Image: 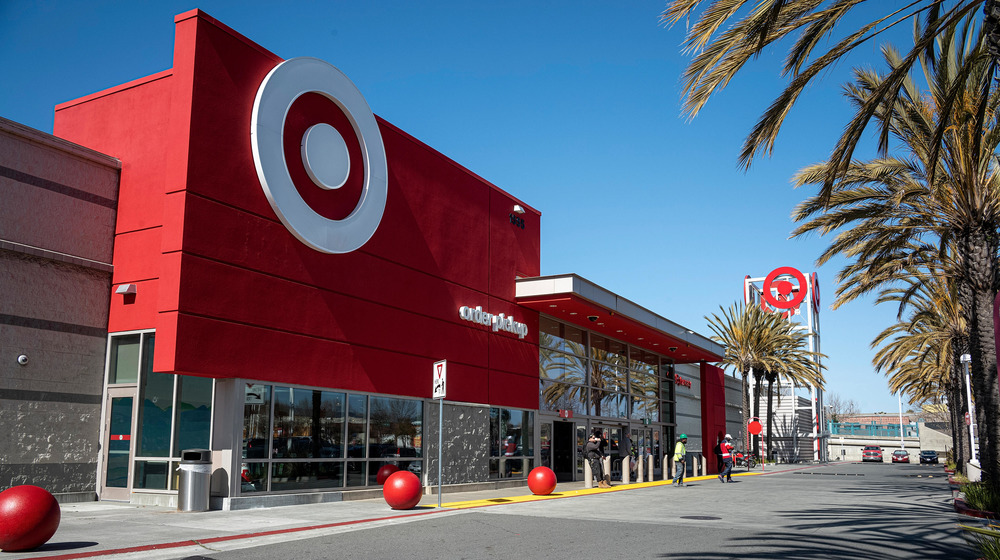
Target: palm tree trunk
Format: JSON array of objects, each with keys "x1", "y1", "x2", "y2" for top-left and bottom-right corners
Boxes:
[
  {"x1": 946, "y1": 356, "x2": 968, "y2": 475},
  {"x1": 959, "y1": 228, "x2": 999, "y2": 488},
  {"x1": 741, "y1": 369, "x2": 750, "y2": 452},
  {"x1": 766, "y1": 373, "x2": 775, "y2": 462}
]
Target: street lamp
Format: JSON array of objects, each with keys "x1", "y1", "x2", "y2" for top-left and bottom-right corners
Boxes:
[
  {"x1": 897, "y1": 393, "x2": 904, "y2": 449},
  {"x1": 962, "y1": 353, "x2": 977, "y2": 466}
]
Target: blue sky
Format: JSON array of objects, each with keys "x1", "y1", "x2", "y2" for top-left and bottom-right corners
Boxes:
[{"x1": 1, "y1": 1, "x2": 916, "y2": 414}]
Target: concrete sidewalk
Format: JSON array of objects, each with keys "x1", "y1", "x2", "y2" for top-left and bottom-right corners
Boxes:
[{"x1": 2, "y1": 471, "x2": 751, "y2": 560}]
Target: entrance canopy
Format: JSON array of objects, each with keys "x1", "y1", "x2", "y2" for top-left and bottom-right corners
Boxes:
[{"x1": 516, "y1": 274, "x2": 723, "y2": 364}]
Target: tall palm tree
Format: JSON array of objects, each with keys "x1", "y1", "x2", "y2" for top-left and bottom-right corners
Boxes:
[
  {"x1": 791, "y1": 20, "x2": 1000, "y2": 484},
  {"x1": 872, "y1": 270, "x2": 970, "y2": 471},
  {"x1": 706, "y1": 301, "x2": 826, "y2": 452},
  {"x1": 661, "y1": 0, "x2": 989, "y2": 195}
]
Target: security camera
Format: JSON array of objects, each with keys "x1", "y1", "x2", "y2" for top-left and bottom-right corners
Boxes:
[
  {"x1": 587, "y1": 315, "x2": 599, "y2": 322},
  {"x1": 17, "y1": 355, "x2": 28, "y2": 366},
  {"x1": 668, "y1": 347, "x2": 678, "y2": 352}
]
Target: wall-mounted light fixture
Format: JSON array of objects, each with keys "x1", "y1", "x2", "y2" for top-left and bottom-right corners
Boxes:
[
  {"x1": 115, "y1": 284, "x2": 137, "y2": 295},
  {"x1": 512, "y1": 204, "x2": 525, "y2": 215}
]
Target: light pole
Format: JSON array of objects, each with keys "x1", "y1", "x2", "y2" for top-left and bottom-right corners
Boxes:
[
  {"x1": 962, "y1": 353, "x2": 977, "y2": 466},
  {"x1": 897, "y1": 393, "x2": 904, "y2": 449}
]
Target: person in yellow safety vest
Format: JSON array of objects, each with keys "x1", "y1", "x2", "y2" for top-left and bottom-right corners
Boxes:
[{"x1": 672, "y1": 434, "x2": 688, "y2": 486}]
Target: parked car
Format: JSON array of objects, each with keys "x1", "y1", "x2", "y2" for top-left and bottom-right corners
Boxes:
[
  {"x1": 862, "y1": 445, "x2": 883, "y2": 462},
  {"x1": 919, "y1": 450, "x2": 939, "y2": 464},
  {"x1": 891, "y1": 449, "x2": 910, "y2": 463}
]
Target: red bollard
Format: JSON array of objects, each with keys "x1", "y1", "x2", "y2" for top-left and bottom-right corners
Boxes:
[
  {"x1": 527, "y1": 466, "x2": 557, "y2": 495},
  {"x1": 0, "y1": 485, "x2": 61, "y2": 551},
  {"x1": 383, "y1": 470, "x2": 422, "y2": 509}
]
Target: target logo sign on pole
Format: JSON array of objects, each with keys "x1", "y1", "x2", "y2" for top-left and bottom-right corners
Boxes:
[
  {"x1": 251, "y1": 57, "x2": 388, "y2": 254},
  {"x1": 762, "y1": 267, "x2": 807, "y2": 311}
]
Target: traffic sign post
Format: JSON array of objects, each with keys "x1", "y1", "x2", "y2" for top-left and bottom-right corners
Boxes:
[{"x1": 433, "y1": 360, "x2": 447, "y2": 507}]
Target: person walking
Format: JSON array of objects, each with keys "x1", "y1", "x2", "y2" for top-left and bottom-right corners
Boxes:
[
  {"x1": 718, "y1": 433, "x2": 735, "y2": 483},
  {"x1": 586, "y1": 428, "x2": 610, "y2": 488},
  {"x1": 672, "y1": 434, "x2": 688, "y2": 486}
]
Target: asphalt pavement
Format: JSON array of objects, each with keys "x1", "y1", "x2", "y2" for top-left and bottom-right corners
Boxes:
[{"x1": 2, "y1": 461, "x2": 976, "y2": 560}]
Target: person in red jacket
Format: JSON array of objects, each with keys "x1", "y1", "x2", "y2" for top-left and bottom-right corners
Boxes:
[{"x1": 718, "y1": 434, "x2": 735, "y2": 483}]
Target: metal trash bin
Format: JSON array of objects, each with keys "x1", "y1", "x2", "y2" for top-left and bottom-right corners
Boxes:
[{"x1": 177, "y1": 448, "x2": 212, "y2": 512}]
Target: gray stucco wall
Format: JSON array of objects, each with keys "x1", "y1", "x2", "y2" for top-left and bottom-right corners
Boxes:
[
  {"x1": 424, "y1": 402, "x2": 490, "y2": 484},
  {"x1": 0, "y1": 117, "x2": 119, "y2": 496}
]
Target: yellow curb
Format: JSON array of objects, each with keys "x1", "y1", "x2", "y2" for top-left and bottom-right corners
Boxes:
[{"x1": 439, "y1": 471, "x2": 764, "y2": 509}]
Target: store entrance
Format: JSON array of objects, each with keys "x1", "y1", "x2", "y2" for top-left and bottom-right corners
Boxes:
[
  {"x1": 551, "y1": 421, "x2": 576, "y2": 482},
  {"x1": 100, "y1": 387, "x2": 136, "y2": 501}
]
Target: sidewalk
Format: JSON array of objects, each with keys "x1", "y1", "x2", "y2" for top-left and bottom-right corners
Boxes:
[{"x1": 4, "y1": 471, "x2": 743, "y2": 560}]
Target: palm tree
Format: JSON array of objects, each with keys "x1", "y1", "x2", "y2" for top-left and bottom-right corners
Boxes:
[
  {"x1": 661, "y1": 0, "x2": 990, "y2": 195},
  {"x1": 706, "y1": 301, "x2": 826, "y2": 453},
  {"x1": 872, "y1": 270, "x2": 970, "y2": 471},
  {"x1": 791, "y1": 21, "x2": 1000, "y2": 484}
]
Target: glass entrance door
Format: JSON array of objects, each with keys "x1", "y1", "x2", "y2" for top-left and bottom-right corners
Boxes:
[
  {"x1": 551, "y1": 420, "x2": 576, "y2": 482},
  {"x1": 101, "y1": 387, "x2": 136, "y2": 500}
]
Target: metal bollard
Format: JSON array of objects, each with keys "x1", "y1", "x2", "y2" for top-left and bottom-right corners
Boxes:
[
  {"x1": 603, "y1": 456, "x2": 611, "y2": 483},
  {"x1": 584, "y1": 459, "x2": 593, "y2": 488},
  {"x1": 636, "y1": 454, "x2": 644, "y2": 483},
  {"x1": 622, "y1": 456, "x2": 631, "y2": 485},
  {"x1": 647, "y1": 455, "x2": 654, "y2": 481}
]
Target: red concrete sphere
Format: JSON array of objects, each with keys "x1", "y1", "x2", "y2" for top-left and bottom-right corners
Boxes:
[
  {"x1": 527, "y1": 466, "x2": 557, "y2": 495},
  {"x1": 376, "y1": 464, "x2": 400, "y2": 485},
  {"x1": 0, "y1": 485, "x2": 61, "y2": 552},
  {"x1": 383, "y1": 470, "x2": 422, "y2": 510}
]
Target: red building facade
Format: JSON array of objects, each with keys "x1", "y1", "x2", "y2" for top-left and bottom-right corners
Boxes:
[{"x1": 37, "y1": 10, "x2": 729, "y2": 507}]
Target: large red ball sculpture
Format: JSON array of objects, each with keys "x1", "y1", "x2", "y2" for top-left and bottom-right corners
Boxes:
[
  {"x1": 376, "y1": 464, "x2": 400, "y2": 485},
  {"x1": 383, "y1": 470, "x2": 422, "y2": 510},
  {"x1": 527, "y1": 466, "x2": 557, "y2": 496},
  {"x1": 0, "y1": 485, "x2": 61, "y2": 552}
]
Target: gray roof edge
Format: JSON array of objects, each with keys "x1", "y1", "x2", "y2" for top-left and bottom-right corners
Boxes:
[{"x1": 516, "y1": 274, "x2": 724, "y2": 358}]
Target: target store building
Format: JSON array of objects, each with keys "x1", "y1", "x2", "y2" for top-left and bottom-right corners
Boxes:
[{"x1": 3, "y1": 10, "x2": 733, "y2": 509}]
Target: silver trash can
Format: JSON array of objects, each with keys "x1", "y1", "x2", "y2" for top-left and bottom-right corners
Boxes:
[{"x1": 177, "y1": 448, "x2": 212, "y2": 512}]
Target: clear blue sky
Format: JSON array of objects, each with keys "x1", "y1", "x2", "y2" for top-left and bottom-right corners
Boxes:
[{"x1": 1, "y1": 1, "x2": 915, "y2": 414}]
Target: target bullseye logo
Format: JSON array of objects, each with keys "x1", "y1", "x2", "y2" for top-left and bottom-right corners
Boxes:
[
  {"x1": 762, "y1": 267, "x2": 807, "y2": 310},
  {"x1": 251, "y1": 57, "x2": 387, "y2": 254}
]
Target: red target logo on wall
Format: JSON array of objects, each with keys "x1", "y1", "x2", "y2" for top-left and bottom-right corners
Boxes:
[
  {"x1": 762, "y1": 267, "x2": 807, "y2": 313},
  {"x1": 251, "y1": 57, "x2": 388, "y2": 254}
]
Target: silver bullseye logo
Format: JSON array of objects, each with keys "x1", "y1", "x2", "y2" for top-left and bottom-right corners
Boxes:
[{"x1": 251, "y1": 57, "x2": 387, "y2": 254}]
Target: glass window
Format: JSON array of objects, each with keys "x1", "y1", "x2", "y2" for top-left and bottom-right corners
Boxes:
[
  {"x1": 105, "y1": 396, "x2": 133, "y2": 488},
  {"x1": 539, "y1": 380, "x2": 588, "y2": 414},
  {"x1": 632, "y1": 397, "x2": 658, "y2": 422},
  {"x1": 590, "y1": 334, "x2": 626, "y2": 366},
  {"x1": 347, "y1": 394, "x2": 367, "y2": 458},
  {"x1": 271, "y1": 462, "x2": 344, "y2": 492},
  {"x1": 368, "y1": 397, "x2": 422, "y2": 462},
  {"x1": 540, "y1": 423, "x2": 551, "y2": 468},
  {"x1": 241, "y1": 462, "x2": 268, "y2": 493},
  {"x1": 629, "y1": 347, "x2": 659, "y2": 378},
  {"x1": 243, "y1": 384, "x2": 271, "y2": 459},
  {"x1": 319, "y1": 391, "x2": 345, "y2": 458},
  {"x1": 137, "y1": 370, "x2": 175, "y2": 457},
  {"x1": 174, "y1": 375, "x2": 212, "y2": 455},
  {"x1": 273, "y1": 387, "x2": 321, "y2": 458},
  {"x1": 539, "y1": 347, "x2": 587, "y2": 384},
  {"x1": 591, "y1": 363, "x2": 626, "y2": 392},
  {"x1": 630, "y1": 370, "x2": 659, "y2": 400},
  {"x1": 109, "y1": 335, "x2": 140, "y2": 384},
  {"x1": 593, "y1": 390, "x2": 627, "y2": 418},
  {"x1": 134, "y1": 460, "x2": 170, "y2": 490},
  {"x1": 490, "y1": 407, "x2": 534, "y2": 479},
  {"x1": 539, "y1": 316, "x2": 587, "y2": 356}
]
